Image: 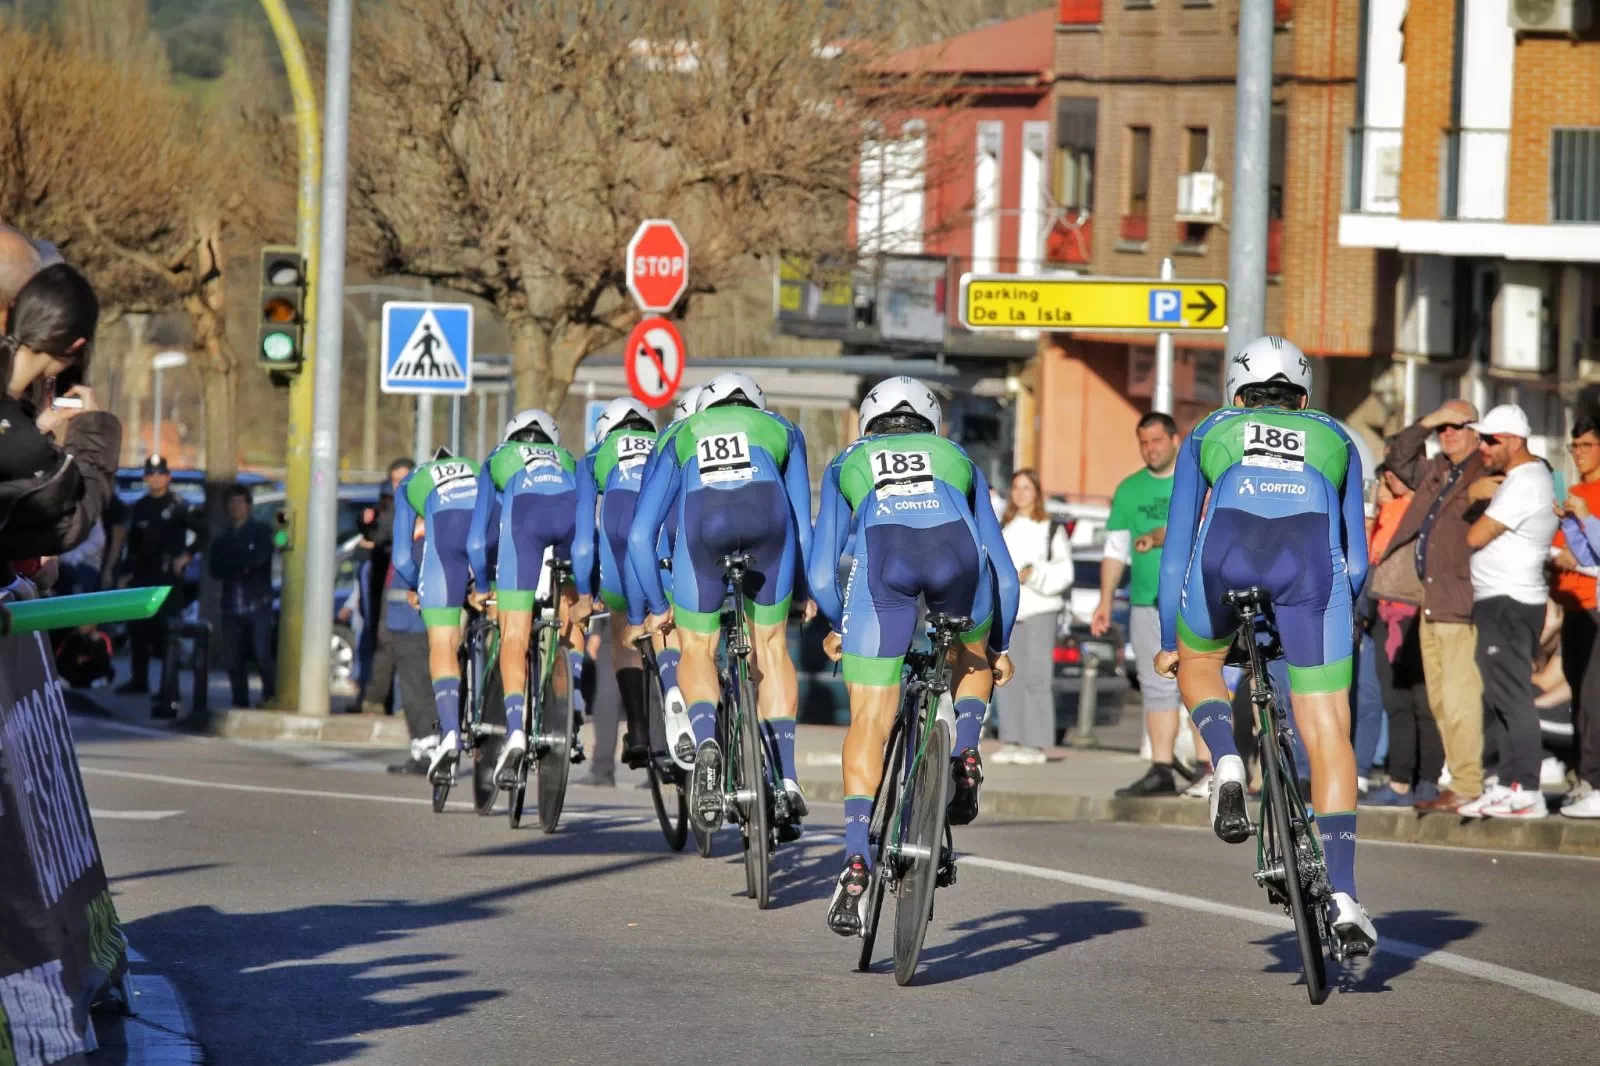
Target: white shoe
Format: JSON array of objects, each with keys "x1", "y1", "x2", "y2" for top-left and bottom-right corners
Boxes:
[
  {"x1": 1184, "y1": 771, "x2": 1214, "y2": 799},
  {"x1": 783, "y1": 778, "x2": 809, "y2": 818},
  {"x1": 990, "y1": 742, "x2": 1022, "y2": 764},
  {"x1": 1001, "y1": 745, "x2": 1047, "y2": 765},
  {"x1": 1210, "y1": 755, "x2": 1250, "y2": 844},
  {"x1": 1540, "y1": 757, "x2": 1569, "y2": 791},
  {"x1": 1560, "y1": 788, "x2": 1600, "y2": 818},
  {"x1": 1175, "y1": 717, "x2": 1197, "y2": 768},
  {"x1": 428, "y1": 732, "x2": 460, "y2": 781},
  {"x1": 1438, "y1": 766, "x2": 1453, "y2": 790},
  {"x1": 1329, "y1": 892, "x2": 1377, "y2": 958},
  {"x1": 1481, "y1": 783, "x2": 1548, "y2": 819},
  {"x1": 663, "y1": 686, "x2": 696, "y2": 770},
  {"x1": 1457, "y1": 784, "x2": 1512, "y2": 818},
  {"x1": 495, "y1": 729, "x2": 527, "y2": 781}
]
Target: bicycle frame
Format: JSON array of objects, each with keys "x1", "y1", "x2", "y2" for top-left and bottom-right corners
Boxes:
[
  {"x1": 715, "y1": 554, "x2": 790, "y2": 827},
  {"x1": 884, "y1": 621, "x2": 960, "y2": 871}
]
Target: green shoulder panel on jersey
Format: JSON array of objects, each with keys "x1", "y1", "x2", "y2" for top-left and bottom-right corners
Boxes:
[
  {"x1": 673, "y1": 405, "x2": 791, "y2": 465},
  {"x1": 594, "y1": 429, "x2": 658, "y2": 487},
  {"x1": 488, "y1": 442, "x2": 576, "y2": 490},
  {"x1": 404, "y1": 457, "x2": 481, "y2": 512},
  {"x1": 837, "y1": 432, "x2": 973, "y2": 511},
  {"x1": 1198, "y1": 408, "x2": 1350, "y2": 489}
]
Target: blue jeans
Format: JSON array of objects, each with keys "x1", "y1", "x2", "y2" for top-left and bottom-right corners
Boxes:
[{"x1": 1353, "y1": 630, "x2": 1385, "y2": 777}]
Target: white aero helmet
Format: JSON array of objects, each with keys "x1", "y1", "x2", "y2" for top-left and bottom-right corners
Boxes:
[
  {"x1": 858, "y1": 375, "x2": 942, "y2": 438},
  {"x1": 593, "y1": 396, "x2": 654, "y2": 442},
  {"x1": 671, "y1": 385, "x2": 704, "y2": 424},
  {"x1": 696, "y1": 371, "x2": 766, "y2": 412},
  {"x1": 503, "y1": 408, "x2": 560, "y2": 447},
  {"x1": 1224, "y1": 335, "x2": 1313, "y2": 406}
]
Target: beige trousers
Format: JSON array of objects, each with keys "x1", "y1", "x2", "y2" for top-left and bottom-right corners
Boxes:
[{"x1": 1418, "y1": 613, "x2": 1485, "y2": 797}]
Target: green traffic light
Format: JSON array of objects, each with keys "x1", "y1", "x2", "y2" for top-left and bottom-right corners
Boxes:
[
  {"x1": 273, "y1": 529, "x2": 289, "y2": 549},
  {"x1": 261, "y1": 331, "x2": 296, "y2": 362}
]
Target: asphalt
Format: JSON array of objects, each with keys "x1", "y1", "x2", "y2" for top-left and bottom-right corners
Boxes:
[{"x1": 73, "y1": 713, "x2": 1600, "y2": 1066}]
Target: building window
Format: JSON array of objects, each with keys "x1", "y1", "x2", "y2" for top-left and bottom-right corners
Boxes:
[
  {"x1": 1186, "y1": 127, "x2": 1211, "y2": 173},
  {"x1": 1051, "y1": 98, "x2": 1097, "y2": 264},
  {"x1": 1552, "y1": 128, "x2": 1600, "y2": 223},
  {"x1": 1128, "y1": 126, "x2": 1151, "y2": 218},
  {"x1": 1269, "y1": 107, "x2": 1287, "y2": 221}
]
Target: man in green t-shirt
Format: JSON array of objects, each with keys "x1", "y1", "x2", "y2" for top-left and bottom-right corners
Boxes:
[{"x1": 1092, "y1": 411, "x2": 1183, "y2": 795}]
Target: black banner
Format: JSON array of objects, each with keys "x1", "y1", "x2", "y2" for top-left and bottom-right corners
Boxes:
[{"x1": 0, "y1": 622, "x2": 127, "y2": 1066}]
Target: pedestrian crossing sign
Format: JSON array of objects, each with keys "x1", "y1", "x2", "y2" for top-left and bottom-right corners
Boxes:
[{"x1": 381, "y1": 301, "x2": 475, "y2": 395}]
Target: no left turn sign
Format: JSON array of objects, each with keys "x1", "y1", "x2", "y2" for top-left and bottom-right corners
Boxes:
[{"x1": 625, "y1": 316, "x2": 686, "y2": 409}]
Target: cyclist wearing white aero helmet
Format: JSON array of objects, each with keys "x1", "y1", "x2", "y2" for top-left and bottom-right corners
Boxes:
[
  {"x1": 809, "y1": 375, "x2": 1020, "y2": 937},
  {"x1": 1152, "y1": 334, "x2": 1376, "y2": 957}
]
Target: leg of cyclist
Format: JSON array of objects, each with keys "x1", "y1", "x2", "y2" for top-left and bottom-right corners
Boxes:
[
  {"x1": 602, "y1": 494, "x2": 651, "y2": 770},
  {"x1": 946, "y1": 632, "x2": 995, "y2": 825},
  {"x1": 1174, "y1": 642, "x2": 1251, "y2": 844},
  {"x1": 419, "y1": 513, "x2": 473, "y2": 782},
  {"x1": 742, "y1": 493, "x2": 805, "y2": 826}
]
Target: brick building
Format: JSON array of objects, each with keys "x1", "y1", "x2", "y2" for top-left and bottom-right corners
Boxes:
[{"x1": 1339, "y1": 0, "x2": 1600, "y2": 458}]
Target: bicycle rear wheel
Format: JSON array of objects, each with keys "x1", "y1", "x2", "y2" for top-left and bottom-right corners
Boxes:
[
  {"x1": 893, "y1": 717, "x2": 950, "y2": 986},
  {"x1": 1262, "y1": 727, "x2": 1328, "y2": 1005},
  {"x1": 857, "y1": 717, "x2": 905, "y2": 973},
  {"x1": 508, "y1": 754, "x2": 529, "y2": 829},
  {"x1": 736, "y1": 663, "x2": 770, "y2": 908},
  {"x1": 536, "y1": 635, "x2": 575, "y2": 834},
  {"x1": 648, "y1": 758, "x2": 690, "y2": 852}
]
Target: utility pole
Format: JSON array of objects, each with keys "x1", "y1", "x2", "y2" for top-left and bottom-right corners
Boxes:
[
  {"x1": 259, "y1": 0, "x2": 321, "y2": 710},
  {"x1": 415, "y1": 280, "x2": 435, "y2": 460},
  {"x1": 298, "y1": 0, "x2": 354, "y2": 717},
  {"x1": 1227, "y1": 0, "x2": 1274, "y2": 369}
]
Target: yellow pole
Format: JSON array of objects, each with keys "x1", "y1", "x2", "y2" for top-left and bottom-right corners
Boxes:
[{"x1": 259, "y1": 0, "x2": 321, "y2": 711}]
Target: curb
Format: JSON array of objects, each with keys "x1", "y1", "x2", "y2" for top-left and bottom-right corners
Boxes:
[
  {"x1": 201, "y1": 709, "x2": 411, "y2": 746},
  {"x1": 91, "y1": 945, "x2": 204, "y2": 1065},
  {"x1": 795, "y1": 775, "x2": 1600, "y2": 859}
]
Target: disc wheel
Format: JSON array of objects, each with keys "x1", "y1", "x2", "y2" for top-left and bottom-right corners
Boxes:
[
  {"x1": 508, "y1": 754, "x2": 530, "y2": 829},
  {"x1": 893, "y1": 718, "x2": 950, "y2": 986},
  {"x1": 471, "y1": 668, "x2": 505, "y2": 815},
  {"x1": 535, "y1": 638, "x2": 575, "y2": 834},
  {"x1": 736, "y1": 662, "x2": 770, "y2": 908},
  {"x1": 1264, "y1": 730, "x2": 1328, "y2": 1005}
]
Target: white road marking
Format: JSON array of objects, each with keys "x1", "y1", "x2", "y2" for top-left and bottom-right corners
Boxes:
[
  {"x1": 81, "y1": 762, "x2": 1600, "y2": 1017},
  {"x1": 962, "y1": 855, "x2": 1600, "y2": 1018},
  {"x1": 90, "y1": 808, "x2": 185, "y2": 821}
]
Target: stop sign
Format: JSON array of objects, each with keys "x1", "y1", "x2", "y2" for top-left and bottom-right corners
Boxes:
[{"x1": 626, "y1": 219, "x2": 690, "y2": 313}]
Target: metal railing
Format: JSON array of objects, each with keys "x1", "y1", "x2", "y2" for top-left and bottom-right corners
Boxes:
[
  {"x1": 1343, "y1": 126, "x2": 1402, "y2": 214},
  {"x1": 1440, "y1": 128, "x2": 1509, "y2": 221}
]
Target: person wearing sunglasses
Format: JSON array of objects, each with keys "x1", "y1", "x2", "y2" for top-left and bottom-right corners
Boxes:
[
  {"x1": 1368, "y1": 399, "x2": 1490, "y2": 814},
  {"x1": 0, "y1": 262, "x2": 122, "y2": 577}
]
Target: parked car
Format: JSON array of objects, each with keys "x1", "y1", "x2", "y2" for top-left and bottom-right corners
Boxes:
[
  {"x1": 1045, "y1": 498, "x2": 1111, "y2": 550},
  {"x1": 1050, "y1": 549, "x2": 1134, "y2": 736}
]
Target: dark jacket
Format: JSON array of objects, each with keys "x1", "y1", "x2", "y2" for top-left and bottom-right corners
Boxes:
[
  {"x1": 0, "y1": 397, "x2": 122, "y2": 562},
  {"x1": 1376, "y1": 420, "x2": 1488, "y2": 625},
  {"x1": 208, "y1": 518, "x2": 275, "y2": 614},
  {"x1": 126, "y1": 493, "x2": 208, "y2": 585}
]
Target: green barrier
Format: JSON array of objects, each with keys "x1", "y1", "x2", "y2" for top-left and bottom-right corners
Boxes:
[{"x1": 0, "y1": 586, "x2": 172, "y2": 635}]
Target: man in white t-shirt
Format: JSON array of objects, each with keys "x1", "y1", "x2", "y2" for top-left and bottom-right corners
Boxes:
[{"x1": 1462, "y1": 404, "x2": 1558, "y2": 819}]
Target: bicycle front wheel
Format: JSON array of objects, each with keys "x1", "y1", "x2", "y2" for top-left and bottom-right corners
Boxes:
[
  {"x1": 1263, "y1": 728, "x2": 1328, "y2": 1005},
  {"x1": 893, "y1": 717, "x2": 950, "y2": 986},
  {"x1": 857, "y1": 717, "x2": 905, "y2": 973},
  {"x1": 736, "y1": 664, "x2": 770, "y2": 908},
  {"x1": 536, "y1": 637, "x2": 575, "y2": 834}
]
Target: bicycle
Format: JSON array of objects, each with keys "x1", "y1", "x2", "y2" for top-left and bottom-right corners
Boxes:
[
  {"x1": 1225, "y1": 586, "x2": 1338, "y2": 1006},
  {"x1": 634, "y1": 636, "x2": 691, "y2": 852},
  {"x1": 505, "y1": 558, "x2": 584, "y2": 834},
  {"x1": 694, "y1": 552, "x2": 793, "y2": 908},
  {"x1": 854, "y1": 612, "x2": 963, "y2": 986},
  {"x1": 431, "y1": 599, "x2": 506, "y2": 815}
]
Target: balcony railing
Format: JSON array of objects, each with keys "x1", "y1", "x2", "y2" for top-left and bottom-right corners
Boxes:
[
  {"x1": 1552, "y1": 128, "x2": 1600, "y2": 223},
  {"x1": 1440, "y1": 128, "x2": 1509, "y2": 221},
  {"x1": 1343, "y1": 126, "x2": 1402, "y2": 215}
]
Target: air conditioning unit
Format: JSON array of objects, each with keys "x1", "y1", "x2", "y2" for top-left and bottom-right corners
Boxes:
[
  {"x1": 1176, "y1": 172, "x2": 1224, "y2": 223},
  {"x1": 1373, "y1": 146, "x2": 1401, "y2": 204},
  {"x1": 1508, "y1": 0, "x2": 1581, "y2": 33},
  {"x1": 1492, "y1": 265, "x2": 1554, "y2": 374}
]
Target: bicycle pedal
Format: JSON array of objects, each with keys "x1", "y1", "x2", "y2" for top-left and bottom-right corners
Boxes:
[{"x1": 936, "y1": 862, "x2": 957, "y2": 888}]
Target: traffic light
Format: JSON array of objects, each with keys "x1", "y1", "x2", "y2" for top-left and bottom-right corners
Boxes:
[{"x1": 257, "y1": 246, "x2": 306, "y2": 373}]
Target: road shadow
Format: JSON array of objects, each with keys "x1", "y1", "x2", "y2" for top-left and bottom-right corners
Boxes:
[
  {"x1": 108, "y1": 862, "x2": 224, "y2": 885},
  {"x1": 113, "y1": 854, "x2": 664, "y2": 1065},
  {"x1": 766, "y1": 836, "x2": 848, "y2": 910},
  {"x1": 1253, "y1": 908, "x2": 1480, "y2": 997},
  {"x1": 908, "y1": 900, "x2": 1145, "y2": 985}
]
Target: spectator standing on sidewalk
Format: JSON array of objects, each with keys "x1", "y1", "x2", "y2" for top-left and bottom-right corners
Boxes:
[
  {"x1": 1094, "y1": 412, "x2": 1191, "y2": 795},
  {"x1": 1550, "y1": 414, "x2": 1600, "y2": 817},
  {"x1": 115, "y1": 456, "x2": 207, "y2": 696},
  {"x1": 208, "y1": 483, "x2": 276, "y2": 709},
  {"x1": 994, "y1": 469, "x2": 1073, "y2": 764},
  {"x1": 1458, "y1": 405, "x2": 1558, "y2": 819},
  {"x1": 1373, "y1": 400, "x2": 1488, "y2": 814},
  {"x1": 359, "y1": 459, "x2": 415, "y2": 715},
  {"x1": 1363, "y1": 464, "x2": 1444, "y2": 806},
  {"x1": 386, "y1": 514, "x2": 441, "y2": 775}
]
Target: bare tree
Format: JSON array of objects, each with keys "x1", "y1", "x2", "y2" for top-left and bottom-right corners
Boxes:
[
  {"x1": 0, "y1": 24, "x2": 287, "y2": 482},
  {"x1": 349, "y1": 0, "x2": 948, "y2": 409}
]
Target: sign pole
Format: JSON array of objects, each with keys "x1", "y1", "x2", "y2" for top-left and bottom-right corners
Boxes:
[
  {"x1": 1153, "y1": 257, "x2": 1175, "y2": 415},
  {"x1": 416, "y1": 280, "x2": 434, "y2": 459},
  {"x1": 1228, "y1": 0, "x2": 1274, "y2": 367},
  {"x1": 297, "y1": 0, "x2": 353, "y2": 717}
]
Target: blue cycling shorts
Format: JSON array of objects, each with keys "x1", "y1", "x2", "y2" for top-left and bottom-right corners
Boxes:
[
  {"x1": 1177, "y1": 507, "x2": 1352, "y2": 693},
  {"x1": 419, "y1": 510, "x2": 473, "y2": 627},
  {"x1": 598, "y1": 490, "x2": 640, "y2": 616},
  {"x1": 497, "y1": 491, "x2": 576, "y2": 611},
  {"x1": 839, "y1": 520, "x2": 991, "y2": 686},
  {"x1": 670, "y1": 481, "x2": 796, "y2": 633}
]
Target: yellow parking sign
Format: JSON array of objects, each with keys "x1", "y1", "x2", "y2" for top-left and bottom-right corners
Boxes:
[{"x1": 959, "y1": 274, "x2": 1229, "y2": 333}]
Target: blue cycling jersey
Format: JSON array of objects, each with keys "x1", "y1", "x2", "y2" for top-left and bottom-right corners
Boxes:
[
  {"x1": 392, "y1": 457, "x2": 480, "y2": 625},
  {"x1": 572, "y1": 426, "x2": 659, "y2": 614}
]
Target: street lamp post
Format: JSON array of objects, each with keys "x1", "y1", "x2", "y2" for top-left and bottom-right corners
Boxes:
[{"x1": 150, "y1": 351, "x2": 189, "y2": 459}]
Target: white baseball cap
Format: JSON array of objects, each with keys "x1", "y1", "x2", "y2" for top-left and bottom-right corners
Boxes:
[{"x1": 1469, "y1": 404, "x2": 1533, "y2": 440}]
